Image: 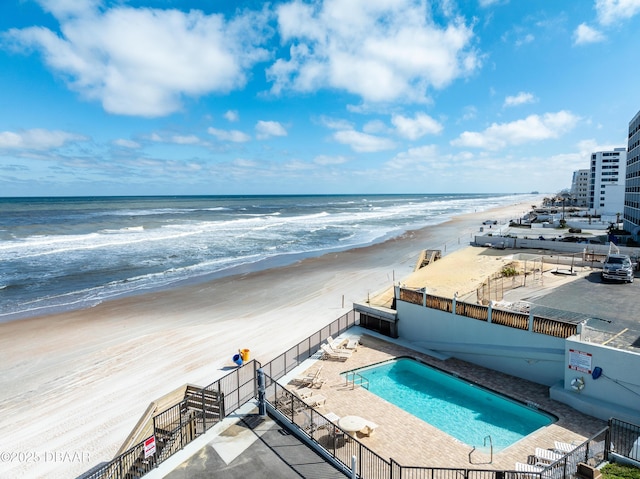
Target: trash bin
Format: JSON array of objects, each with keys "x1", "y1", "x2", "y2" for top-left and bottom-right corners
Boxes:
[
  {"x1": 240, "y1": 349, "x2": 250, "y2": 361},
  {"x1": 232, "y1": 354, "x2": 243, "y2": 366}
]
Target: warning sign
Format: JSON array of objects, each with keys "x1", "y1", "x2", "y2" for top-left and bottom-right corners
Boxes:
[
  {"x1": 144, "y1": 436, "x2": 156, "y2": 458},
  {"x1": 568, "y1": 349, "x2": 592, "y2": 373}
]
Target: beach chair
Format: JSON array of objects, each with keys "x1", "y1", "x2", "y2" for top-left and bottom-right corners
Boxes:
[
  {"x1": 554, "y1": 441, "x2": 577, "y2": 454},
  {"x1": 345, "y1": 338, "x2": 359, "y2": 350},
  {"x1": 320, "y1": 344, "x2": 352, "y2": 361},
  {"x1": 534, "y1": 447, "x2": 563, "y2": 464},
  {"x1": 515, "y1": 461, "x2": 545, "y2": 478},
  {"x1": 293, "y1": 387, "x2": 314, "y2": 399},
  {"x1": 291, "y1": 366, "x2": 323, "y2": 388},
  {"x1": 327, "y1": 335, "x2": 348, "y2": 349},
  {"x1": 315, "y1": 412, "x2": 340, "y2": 433},
  {"x1": 359, "y1": 420, "x2": 378, "y2": 437},
  {"x1": 300, "y1": 394, "x2": 327, "y2": 408}
]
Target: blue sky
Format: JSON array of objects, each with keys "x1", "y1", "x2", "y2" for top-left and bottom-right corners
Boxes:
[{"x1": 1, "y1": 0, "x2": 639, "y2": 196}]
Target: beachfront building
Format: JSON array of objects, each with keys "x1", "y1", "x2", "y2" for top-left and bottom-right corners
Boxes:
[
  {"x1": 623, "y1": 109, "x2": 640, "y2": 240},
  {"x1": 570, "y1": 169, "x2": 589, "y2": 207},
  {"x1": 588, "y1": 147, "x2": 627, "y2": 216}
]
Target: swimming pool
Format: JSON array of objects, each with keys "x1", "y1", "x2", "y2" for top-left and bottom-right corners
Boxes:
[{"x1": 346, "y1": 358, "x2": 556, "y2": 451}]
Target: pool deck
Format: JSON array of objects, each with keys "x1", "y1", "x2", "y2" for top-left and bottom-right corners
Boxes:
[{"x1": 282, "y1": 331, "x2": 607, "y2": 470}]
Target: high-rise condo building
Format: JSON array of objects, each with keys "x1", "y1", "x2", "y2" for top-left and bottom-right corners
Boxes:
[{"x1": 623, "y1": 109, "x2": 640, "y2": 239}]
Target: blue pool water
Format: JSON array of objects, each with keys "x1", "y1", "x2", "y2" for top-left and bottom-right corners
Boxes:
[{"x1": 347, "y1": 358, "x2": 556, "y2": 451}]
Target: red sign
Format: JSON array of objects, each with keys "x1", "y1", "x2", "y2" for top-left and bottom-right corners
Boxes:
[{"x1": 144, "y1": 436, "x2": 156, "y2": 458}]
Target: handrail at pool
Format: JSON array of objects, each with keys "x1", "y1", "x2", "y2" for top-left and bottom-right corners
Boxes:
[{"x1": 345, "y1": 371, "x2": 369, "y2": 390}]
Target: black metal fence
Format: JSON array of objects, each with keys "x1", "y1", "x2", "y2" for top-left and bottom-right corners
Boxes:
[
  {"x1": 80, "y1": 359, "x2": 257, "y2": 479},
  {"x1": 609, "y1": 417, "x2": 640, "y2": 463},
  {"x1": 259, "y1": 309, "x2": 358, "y2": 381},
  {"x1": 80, "y1": 307, "x2": 632, "y2": 479}
]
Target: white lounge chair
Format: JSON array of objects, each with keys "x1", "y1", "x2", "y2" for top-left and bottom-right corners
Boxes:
[
  {"x1": 293, "y1": 387, "x2": 314, "y2": 399},
  {"x1": 359, "y1": 420, "x2": 378, "y2": 437},
  {"x1": 291, "y1": 366, "x2": 326, "y2": 388},
  {"x1": 327, "y1": 335, "x2": 348, "y2": 349},
  {"x1": 300, "y1": 394, "x2": 326, "y2": 408},
  {"x1": 535, "y1": 447, "x2": 563, "y2": 464},
  {"x1": 320, "y1": 344, "x2": 352, "y2": 361},
  {"x1": 316, "y1": 412, "x2": 340, "y2": 431},
  {"x1": 554, "y1": 441, "x2": 577, "y2": 454},
  {"x1": 515, "y1": 462, "x2": 544, "y2": 472}
]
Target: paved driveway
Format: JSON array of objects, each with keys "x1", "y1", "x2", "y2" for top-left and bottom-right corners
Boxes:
[{"x1": 522, "y1": 271, "x2": 640, "y2": 351}]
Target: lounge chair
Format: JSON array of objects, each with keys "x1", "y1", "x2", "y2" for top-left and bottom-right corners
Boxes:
[
  {"x1": 291, "y1": 366, "x2": 326, "y2": 388},
  {"x1": 359, "y1": 420, "x2": 378, "y2": 437},
  {"x1": 516, "y1": 462, "x2": 544, "y2": 473},
  {"x1": 320, "y1": 344, "x2": 352, "y2": 361},
  {"x1": 554, "y1": 441, "x2": 577, "y2": 454},
  {"x1": 316, "y1": 412, "x2": 340, "y2": 431},
  {"x1": 327, "y1": 335, "x2": 348, "y2": 349},
  {"x1": 535, "y1": 447, "x2": 563, "y2": 464},
  {"x1": 345, "y1": 338, "x2": 359, "y2": 350},
  {"x1": 300, "y1": 394, "x2": 326, "y2": 408},
  {"x1": 293, "y1": 387, "x2": 314, "y2": 399}
]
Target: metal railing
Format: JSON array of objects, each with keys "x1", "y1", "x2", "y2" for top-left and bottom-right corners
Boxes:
[
  {"x1": 80, "y1": 307, "x2": 626, "y2": 479},
  {"x1": 345, "y1": 371, "x2": 370, "y2": 390},
  {"x1": 608, "y1": 417, "x2": 640, "y2": 463},
  {"x1": 80, "y1": 360, "x2": 257, "y2": 479}
]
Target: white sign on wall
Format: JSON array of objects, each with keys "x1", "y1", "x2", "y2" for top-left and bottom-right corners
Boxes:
[{"x1": 568, "y1": 349, "x2": 592, "y2": 373}]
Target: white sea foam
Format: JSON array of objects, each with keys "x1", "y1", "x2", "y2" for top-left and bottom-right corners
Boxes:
[{"x1": 0, "y1": 193, "x2": 533, "y2": 321}]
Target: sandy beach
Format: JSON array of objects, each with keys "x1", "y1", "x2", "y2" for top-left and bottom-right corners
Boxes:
[{"x1": 0, "y1": 199, "x2": 538, "y2": 479}]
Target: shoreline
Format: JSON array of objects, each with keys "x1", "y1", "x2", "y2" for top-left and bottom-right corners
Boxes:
[{"x1": 0, "y1": 198, "x2": 539, "y2": 479}]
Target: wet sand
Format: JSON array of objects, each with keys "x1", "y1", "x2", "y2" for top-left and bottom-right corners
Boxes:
[{"x1": 0, "y1": 199, "x2": 537, "y2": 479}]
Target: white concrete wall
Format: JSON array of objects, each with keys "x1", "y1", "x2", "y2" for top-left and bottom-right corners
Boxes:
[
  {"x1": 395, "y1": 300, "x2": 566, "y2": 386},
  {"x1": 552, "y1": 337, "x2": 640, "y2": 424},
  {"x1": 395, "y1": 298, "x2": 640, "y2": 423}
]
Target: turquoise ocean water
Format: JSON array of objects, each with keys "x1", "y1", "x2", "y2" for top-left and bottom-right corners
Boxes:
[{"x1": 0, "y1": 194, "x2": 531, "y2": 322}]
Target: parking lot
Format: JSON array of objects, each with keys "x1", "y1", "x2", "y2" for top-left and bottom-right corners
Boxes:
[{"x1": 522, "y1": 270, "x2": 640, "y2": 350}]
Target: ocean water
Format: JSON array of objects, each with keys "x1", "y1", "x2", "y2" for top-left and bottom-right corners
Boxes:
[{"x1": 0, "y1": 194, "x2": 529, "y2": 322}]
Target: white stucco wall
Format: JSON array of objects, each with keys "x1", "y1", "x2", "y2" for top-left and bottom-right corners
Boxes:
[
  {"x1": 552, "y1": 338, "x2": 640, "y2": 424},
  {"x1": 395, "y1": 300, "x2": 566, "y2": 386},
  {"x1": 395, "y1": 298, "x2": 640, "y2": 423}
]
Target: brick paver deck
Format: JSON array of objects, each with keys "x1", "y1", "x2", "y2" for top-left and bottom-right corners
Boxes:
[{"x1": 283, "y1": 334, "x2": 606, "y2": 471}]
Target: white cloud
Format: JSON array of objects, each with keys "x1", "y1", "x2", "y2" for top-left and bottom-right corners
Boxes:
[
  {"x1": 504, "y1": 92, "x2": 536, "y2": 107},
  {"x1": 0, "y1": 128, "x2": 87, "y2": 150},
  {"x1": 171, "y1": 135, "x2": 201, "y2": 145},
  {"x1": 314, "y1": 155, "x2": 348, "y2": 165},
  {"x1": 596, "y1": 0, "x2": 640, "y2": 26},
  {"x1": 392, "y1": 112, "x2": 443, "y2": 140},
  {"x1": 451, "y1": 111, "x2": 580, "y2": 150},
  {"x1": 6, "y1": 5, "x2": 271, "y2": 117},
  {"x1": 573, "y1": 23, "x2": 605, "y2": 45},
  {"x1": 224, "y1": 110, "x2": 240, "y2": 122},
  {"x1": 333, "y1": 130, "x2": 396, "y2": 152},
  {"x1": 255, "y1": 120, "x2": 287, "y2": 140},
  {"x1": 207, "y1": 127, "x2": 251, "y2": 142},
  {"x1": 113, "y1": 138, "x2": 141, "y2": 148},
  {"x1": 319, "y1": 116, "x2": 354, "y2": 131},
  {"x1": 515, "y1": 33, "x2": 534, "y2": 47},
  {"x1": 268, "y1": 0, "x2": 479, "y2": 103},
  {"x1": 386, "y1": 145, "x2": 439, "y2": 169}
]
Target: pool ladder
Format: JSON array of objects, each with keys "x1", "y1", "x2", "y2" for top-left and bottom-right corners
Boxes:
[
  {"x1": 344, "y1": 371, "x2": 369, "y2": 390},
  {"x1": 468, "y1": 435, "x2": 493, "y2": 464}
]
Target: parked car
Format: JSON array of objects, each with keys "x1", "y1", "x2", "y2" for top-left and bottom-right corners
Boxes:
[
  {"x1": 482, "y1": 220, "x2": 498, "y2": 225},
  {"x1": 601, "y1": 254, "x2": 635, "y2": 283}
]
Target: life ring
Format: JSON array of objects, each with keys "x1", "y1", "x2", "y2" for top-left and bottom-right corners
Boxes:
[{"x1": 571, "y1": 377, "x2": 585, "y2": 391}]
